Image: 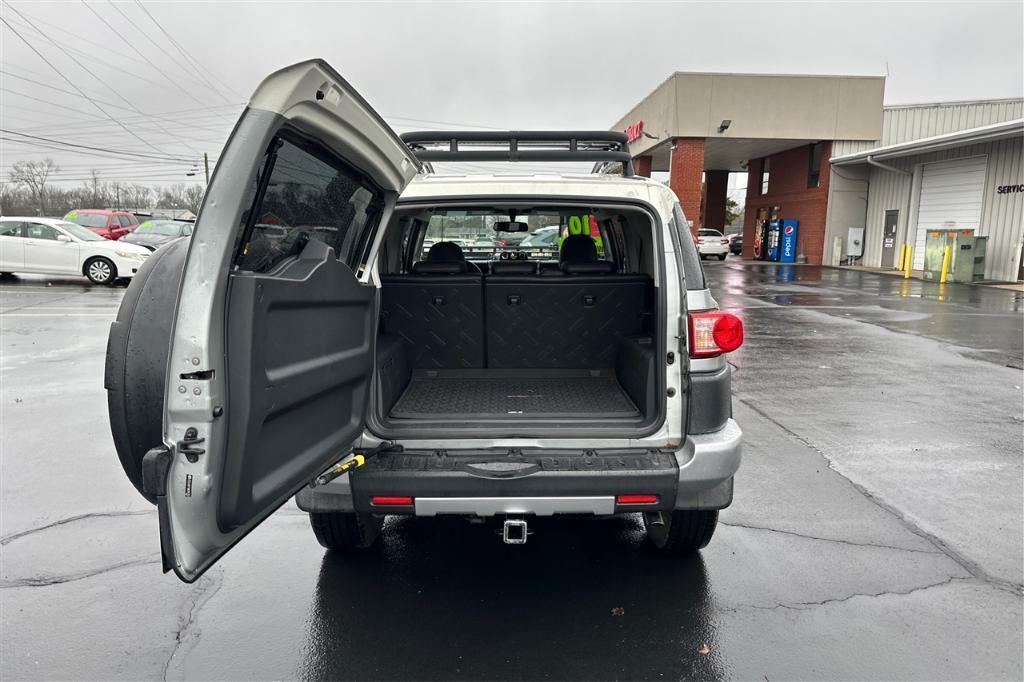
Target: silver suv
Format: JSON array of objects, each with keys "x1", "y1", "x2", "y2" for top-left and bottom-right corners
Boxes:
[{"x1": 105, "y1": 60, "x2": 743, "y2": 582}]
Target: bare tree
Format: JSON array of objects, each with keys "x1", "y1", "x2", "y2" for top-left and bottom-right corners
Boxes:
[
  {"x1": 183, "y1": 184, "x2": 205, "y2": 215},
  {"x1": 9, "y1": 159, "x2": 59, "y2": 215}
]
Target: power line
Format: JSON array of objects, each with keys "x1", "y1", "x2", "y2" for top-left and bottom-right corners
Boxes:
[
  {"x1": 0, "y1": 8, "x2": 173, "y2": 156},
  {"x1": 1, "y1": 129, "x2": 198, "y2": 162},
  {"x1": 80, "y1": 0, "x2": 210, "y2": 109},
  {"x1": 134, "y1": 0, "x2": 247, "y2": 102}
]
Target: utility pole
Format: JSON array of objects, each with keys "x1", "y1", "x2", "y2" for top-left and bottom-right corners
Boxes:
[{"x1": 204, "y1": 152, "x2": 210, "y2": 185}]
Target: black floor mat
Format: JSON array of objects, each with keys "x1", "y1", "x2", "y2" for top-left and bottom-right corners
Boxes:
[{"x1": 390, "y1": 371, "x2": 639, "y2": 419}]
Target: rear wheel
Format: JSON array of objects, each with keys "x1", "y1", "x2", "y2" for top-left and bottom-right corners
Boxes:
[
  {"x1": 644, "y1": 509, "x2": 718, "y2": 554},
  {"x1": 718, "y1": 253, "x2": 727, "y2": 261},
  {"x1": 85, "y1": 257, "x2": 116, "y2": 284},
  {"x1": 309, "y1": 511, "x2": 383, "y2": 551}
]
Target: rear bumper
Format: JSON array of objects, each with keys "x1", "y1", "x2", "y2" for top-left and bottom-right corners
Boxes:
[{"x1": 295, "y1": 419, "x2": 742, "y2": 515}]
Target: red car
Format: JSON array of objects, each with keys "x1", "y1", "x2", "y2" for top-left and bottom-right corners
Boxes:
[{"x1": 62, "y1": 209, "x2": 140, "y2": 240}]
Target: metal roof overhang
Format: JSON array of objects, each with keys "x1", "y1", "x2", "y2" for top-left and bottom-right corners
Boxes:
[{"x1": 830, "y1": 118, "x2": 1024, "y2": 165}]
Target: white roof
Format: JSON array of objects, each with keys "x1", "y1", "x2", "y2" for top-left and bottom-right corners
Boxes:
[
  {"x1": 0, "y1": 216, "x2": 70, "y2": 224},
  {"x1": 400, "y1": 173, "x2": 678, "y2": 218}
]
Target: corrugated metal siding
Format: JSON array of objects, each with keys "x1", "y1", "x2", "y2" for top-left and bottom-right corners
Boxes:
[
  {"x1": 832, "y1": 99, "x2": 1023, "y2": 158},
  {"x1": 860, "y1": 137, "x2": 1024, "y2": 280}
]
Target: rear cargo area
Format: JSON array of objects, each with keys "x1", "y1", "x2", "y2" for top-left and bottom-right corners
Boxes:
[
  {"x1": 390, "y1": 369, "x2": 639, "y2": 419},
  {"x1": 369, "y1": 202, "x2": 663, "y2": 435}
]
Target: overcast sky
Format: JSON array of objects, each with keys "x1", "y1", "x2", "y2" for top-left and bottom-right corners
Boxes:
[{"x1": 1, "y1": 0, "x2": 1022, "y2": 188}]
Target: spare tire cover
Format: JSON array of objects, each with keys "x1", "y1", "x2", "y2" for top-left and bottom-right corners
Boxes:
[{"x1": 104, "y1": 238, "x2": 188, "y2": 504}]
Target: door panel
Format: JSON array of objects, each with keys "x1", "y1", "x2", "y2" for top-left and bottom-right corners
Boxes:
[
  {"x1": 0, "y1": 222, "x2": 25, "y2": 271},
  {"x1": 148, "y1": 59, "x2": 419, "y2": 582},
  {"x1": 219, "y1": 239, "x2": 376, "y2": 529},
  {"x1": 24, "y1": 223, "x2": 79, "y2": 273},
  {"x1": 881, "y1": 210, "x2": 899, "y2": 268}
]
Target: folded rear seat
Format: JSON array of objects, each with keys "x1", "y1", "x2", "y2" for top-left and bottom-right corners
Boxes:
[{"x1": 380, "y1": 260, "x2": 485, "y2": 369}]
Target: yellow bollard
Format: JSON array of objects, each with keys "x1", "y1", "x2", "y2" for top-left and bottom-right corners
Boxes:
[
  {"x1": 939, "y1": 244, "x2": 952, "y2": 283},
  {"x1": 904, "y1": 245, "x2": 913, "y2": 279},
  {"x1": 898, "y1": 244, "x2": 906, "y2": 271}
]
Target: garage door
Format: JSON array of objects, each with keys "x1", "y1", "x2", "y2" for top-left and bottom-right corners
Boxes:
[{"x1": 912, "y1": 156, "x2": 987, "y2": 270}]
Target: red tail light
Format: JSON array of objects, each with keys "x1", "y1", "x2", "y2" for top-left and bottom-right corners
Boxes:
[
  {"x1": 720, "y1": 239, "x2": 729, "y2": 245},
  {"x1": 616, "y1": 494, "x2": 659, "y2": 504},
  {"x1": 370, "y1": 496, "x2": 413, "y2": 506},
  {"x1": 689, "y1": 311, "x2": 744, "y2": 357}
]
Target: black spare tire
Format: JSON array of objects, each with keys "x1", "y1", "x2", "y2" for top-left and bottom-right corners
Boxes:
[{"x1": 104, "y1": 238, "x2": 188, "y2": 504}]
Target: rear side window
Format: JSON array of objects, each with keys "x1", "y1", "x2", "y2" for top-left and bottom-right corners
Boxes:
[
  {"x1": 237, "y1": 137, "x2": 383, "y2": 273},
  {"x1": 117, "y1": 216, "x2": 134, "y2": 228},
  {"x1": 671, "y1": 203, "x2": 706, "y2": 290},
  {"x1": 0, "y1": 221, "x2": 22, "y2": 237}
]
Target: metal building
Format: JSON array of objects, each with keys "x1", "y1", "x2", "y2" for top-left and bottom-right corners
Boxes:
[{"x1": 828, "y1": 99, "x2": 1024, "y2": 282}]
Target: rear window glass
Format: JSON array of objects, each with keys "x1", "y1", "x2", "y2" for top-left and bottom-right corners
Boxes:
[
  {"x1": 419, "y1": 211, "x2": 607, "y2": 262},
  {"x1": 64, "y1": 212, "x2": 108, "y2": 228},
  {"x1": 698, "y1": 229, "x2": 722, "y2": 237},
  {"x1": 237, "y1": 137, "x2": 383, "y2": 272}
]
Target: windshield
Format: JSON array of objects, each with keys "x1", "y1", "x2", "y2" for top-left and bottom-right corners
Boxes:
[
  {"x1": 56, "y1": 221, "x2": 104, "y2": 241},
  {"x1": 64, "y1": 212, "x2": 109, "y2": 228},
  {"x1": 420, "y1": 211, "x2": 605, "y2": 261},
  {"x1": 136, "y1": 220, "x2": 183, "y2": 236}
]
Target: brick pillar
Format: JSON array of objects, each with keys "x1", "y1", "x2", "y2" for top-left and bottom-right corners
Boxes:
[
  {"x1": 633, "y1": 155, "x2": 652, "y2": 178},
  {"x1": 703, "y1": 170, "x2": 729, "y2": 231},
  {"x1": 669, "y1": 138, "x2": 705, "y2": 236}
]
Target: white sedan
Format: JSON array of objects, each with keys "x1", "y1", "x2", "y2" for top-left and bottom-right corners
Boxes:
[
  {"x1": 696, "y1": 228, "x2": 730, "y2": 260},
  {"x1": 0, "y1": 217, "x2": 151, "y2": 284}
]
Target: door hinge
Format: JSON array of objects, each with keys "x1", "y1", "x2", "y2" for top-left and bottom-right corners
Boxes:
[{"x1": 141, "y1": 445, "x2": 173, "y2": 497}]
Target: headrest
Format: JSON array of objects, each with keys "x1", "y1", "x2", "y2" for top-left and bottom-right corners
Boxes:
[
  {"x1": 559, "y1": 234, "x2": 598, "y2": 264},
  {"x1": 426, "y1": 241, "x2": 465, "y2": 263},
  {"x1": 490, "y1": 261, "x2": 538, "y2": 275},
  {"x1": 412, "y1": 260, "x2": 468, "y2": 274},
  {"x1": 562, "y1": 260, "x2": 617, "y2": 274}
]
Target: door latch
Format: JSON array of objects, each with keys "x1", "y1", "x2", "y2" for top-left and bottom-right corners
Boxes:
[{"x1": 177, "y1": 427, "x2": 205, "y2": 463}]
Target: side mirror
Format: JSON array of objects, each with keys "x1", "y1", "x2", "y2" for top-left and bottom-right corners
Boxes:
[{"x1": 56, "y1": 234, "x2": 73, "y2": 243}]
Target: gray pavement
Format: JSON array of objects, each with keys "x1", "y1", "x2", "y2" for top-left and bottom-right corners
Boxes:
[{"x1": 1, "y1": 264, "x2": 1022, "y2": 681}]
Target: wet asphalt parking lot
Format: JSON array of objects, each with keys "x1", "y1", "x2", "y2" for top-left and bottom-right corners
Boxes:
[{"x1": 1, "y1": 261, "x2": 1022, "y2": 681}]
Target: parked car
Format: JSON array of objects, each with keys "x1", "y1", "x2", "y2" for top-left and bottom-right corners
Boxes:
[
  {"x1": 729, "y1": 234, "x2": 743, "y2": 255},
  {"x1": 63, "y1": 209, "x2": 140, "y2": 240},
  {"x1": 121, "y1": 220, "x2": 194, "y2": 251},
  {"x1": 519, "y1": 225, "x2": 561, "y2": 248},
  {"x1": 0, "y1": 217, "x2": 150, "y2": 284},
  {"x1": 696, "y1": 228, "x2": 729, "y2": 260},
  {"x1": 104, "y1": 60, "x2": 743, "y2": 583}
]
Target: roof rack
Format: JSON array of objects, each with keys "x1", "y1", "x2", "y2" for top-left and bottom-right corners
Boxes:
[{"x1": 400, "y1": 131, "x2": 635, "y2": 177}]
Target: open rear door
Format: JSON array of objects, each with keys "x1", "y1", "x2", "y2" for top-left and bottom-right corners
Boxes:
[{"x1": 149, "y1": 60, "x2": 418, "y2": 582}]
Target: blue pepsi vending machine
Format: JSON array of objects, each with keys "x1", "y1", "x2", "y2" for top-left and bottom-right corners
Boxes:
[
  {"x1": 780, "y1": 219, "x2": 799, "y2": 263},
  {"x1": 766, "y1": 219, "x2": 782, "y2": 261}
]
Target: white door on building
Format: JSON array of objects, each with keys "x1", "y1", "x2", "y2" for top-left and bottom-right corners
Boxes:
[{"x1": 912, "y1": 156, "x2": 988, "y2": 270}]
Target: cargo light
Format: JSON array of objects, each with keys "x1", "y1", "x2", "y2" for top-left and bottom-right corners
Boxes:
[
  {"x1": 616, "y1": 494, "x2": 659, "y2": 504},
  {"x1": 370, "y1": 496, "x2": 413, "y2": 506},
  {"x1": 689, "y1": 311, "x2": 744, "y2": 357}
]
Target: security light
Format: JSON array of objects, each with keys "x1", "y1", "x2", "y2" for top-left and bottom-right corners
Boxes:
[{"x1": 717, "y1": 119, "x2": 732, "y2": 134}]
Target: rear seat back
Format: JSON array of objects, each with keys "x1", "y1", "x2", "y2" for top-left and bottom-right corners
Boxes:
[
  {"x1": 380, "y1": 273, "x2": 485, "y2": 368},
  {"x1": 484, "y1": 273, "x2": 652, "y2": 368}
]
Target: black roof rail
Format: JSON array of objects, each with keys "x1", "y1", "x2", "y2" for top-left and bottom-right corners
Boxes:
[{"x1": 400, "y1": 131, "x2": 635, "y2": 177}]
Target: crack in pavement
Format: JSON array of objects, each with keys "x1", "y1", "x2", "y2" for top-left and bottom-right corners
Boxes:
[
  {"x1": 161, "y1": 569, "x2": 224, "y2": 682},
  {"x1": 734, "y1": 394, "x2": 1024, "y2": 596},
  {"x1": 719, "y1": 520, "x2": 943, "y2": 555},
  {"x1": 725, "y1": 575, "x2": 969, "y2": 613},
  {"x1": 0, "y1": 556, "x2": 162, "y2": 588},
  {"x1": 0, "y1": 510, "x2": 155, "y2": 546}
]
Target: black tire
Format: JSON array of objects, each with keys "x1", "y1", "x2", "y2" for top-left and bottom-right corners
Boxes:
[
  {"x1": 718, "y1": 253, "x2": 727, "y2": 261},
  {"x1": 644, "y1": 510, "x2": 718, "y2": 555},
  {"x1": 84, "y1": 257, "x2": 117, "y2": 284},
  {"x1": 310, "y1": 512, "x2": 383, "y2": 551}
]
